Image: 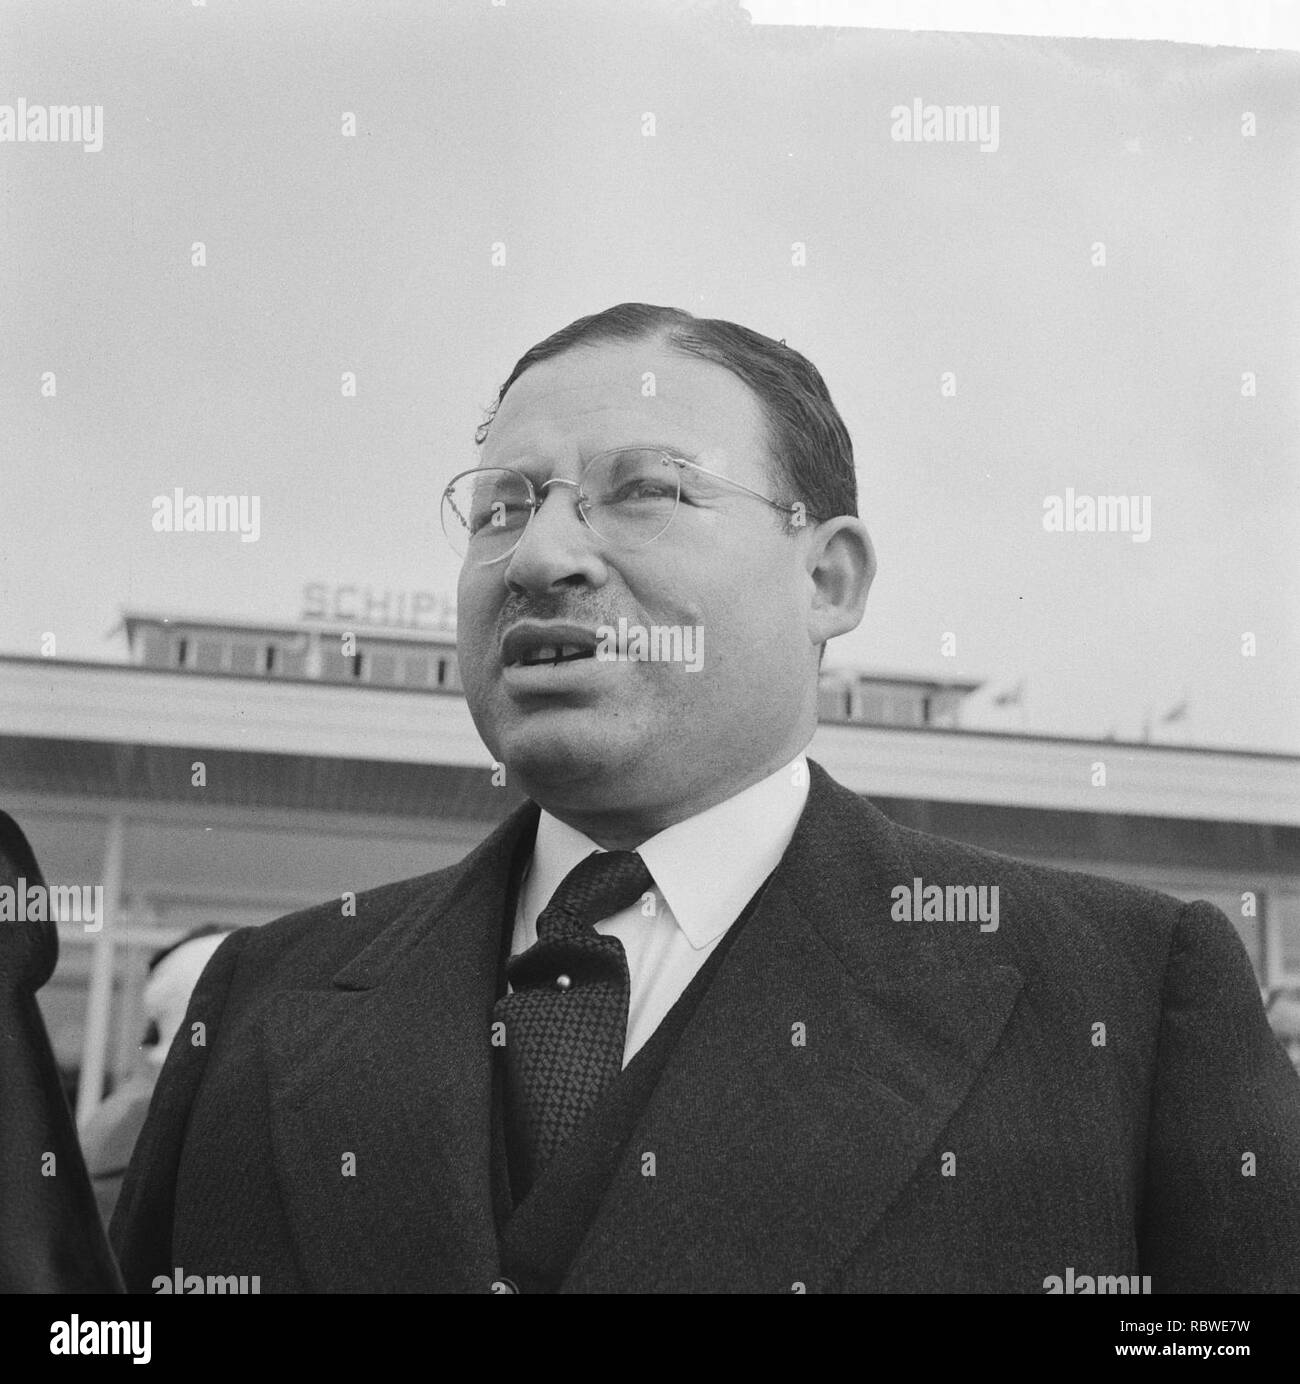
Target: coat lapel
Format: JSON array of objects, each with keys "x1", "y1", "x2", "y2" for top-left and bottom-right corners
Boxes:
[
  {"x1": 262, "y1": 801, "x2": 539, "y2": 1291},
  {"x1": 565, "y1": 762, "x2": 1024, "y2": 1292},
  {"x1": 260, "y1": 760, "x2": 1023, "y2": 1292}
]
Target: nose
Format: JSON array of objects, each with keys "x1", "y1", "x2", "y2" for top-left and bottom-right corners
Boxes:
[{"x1": 500, "y1": 477, "x2": 608, "y2": 594}]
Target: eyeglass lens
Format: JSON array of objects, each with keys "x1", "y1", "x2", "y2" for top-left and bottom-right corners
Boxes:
[{"x1": 441, "y1": 448, "x2": 681, "y2": 561}]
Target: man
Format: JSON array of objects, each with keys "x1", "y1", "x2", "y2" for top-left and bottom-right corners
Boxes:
[
  {"x1": 81, "y1": 925, "x2": 238, "y2": 1227},
  {"x1": 114, "y1": 303, "x2": 1300, "y2": 1293}
]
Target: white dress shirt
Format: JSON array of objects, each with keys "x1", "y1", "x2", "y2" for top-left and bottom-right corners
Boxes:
[{"x1": 511, "y1": 754, "x2": 810, "y2": 1067}]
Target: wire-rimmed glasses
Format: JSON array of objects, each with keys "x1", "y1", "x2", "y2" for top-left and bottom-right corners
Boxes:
[{"x1": 441, "y1": 445, "x2": 813, "y2": 565}]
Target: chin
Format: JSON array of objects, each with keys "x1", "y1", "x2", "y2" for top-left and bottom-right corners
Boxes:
[{"x1": 497, "y1": 721, "x2": 640, "y2": 802}]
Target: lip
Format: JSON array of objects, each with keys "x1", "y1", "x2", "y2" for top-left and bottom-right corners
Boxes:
[
  {"x1": 499, "y1": 620, "x2": 601, "y2": 669},
  {"x1": 500, "y1": 658, "x2": 616, "y2": 695}
]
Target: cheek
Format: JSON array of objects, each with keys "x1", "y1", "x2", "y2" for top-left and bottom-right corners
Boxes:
[
  {"x1": 691, "y1": 547, "x2": 803, "y2": 653},
  {"x1": 456, "y1": 577, "x2": 500, "y2": 666}
]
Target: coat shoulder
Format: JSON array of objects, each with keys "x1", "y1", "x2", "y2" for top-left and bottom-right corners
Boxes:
[
  {"x1": 198, "y1": 801, "x2": 537, "y2": 1003},
  {"x1": 884, "y1": 813, "x2": 1197, "y2": 978},
  {"x1": 229, "y1": 858, "x2": 470, "y2": 989},
  {"x1": 896, "y1": 819, "x2": 1184, "y2": 918}
]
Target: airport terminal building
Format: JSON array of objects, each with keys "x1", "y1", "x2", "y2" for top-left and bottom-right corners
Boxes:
[{"x1": 2, "y1": 597, "x2": 1297, "y2": 1126}]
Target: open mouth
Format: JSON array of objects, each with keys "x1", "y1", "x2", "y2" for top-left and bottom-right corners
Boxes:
[
  {"x1": 501, "y1": 622, "x2": 602, "y2": 669},
  {"x1": 515, "y1": 644, "x2": 596, "y2": 668}
]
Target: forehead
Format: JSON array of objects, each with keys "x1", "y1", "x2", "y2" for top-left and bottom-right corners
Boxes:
[{"x1": 482, "y1": 338, "x2": 770, "y2": 464}]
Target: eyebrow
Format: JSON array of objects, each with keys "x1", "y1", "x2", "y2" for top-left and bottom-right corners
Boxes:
[{"x1": 492, "y1": 442, "x2": 702, "y2": 473}]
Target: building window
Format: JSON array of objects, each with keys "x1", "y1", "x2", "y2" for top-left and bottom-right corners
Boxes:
[
  {"x1": 193, "y1": 638, "x2": 225, "y2": 673},
  {"x1": 352, "y1": 652, "x2": 365, "y2": 680},
  {"x1": 265, "y1": 645, "x2": 277, "y2": 674},
  {"x1": 174, "y1": 637, "x2": 188, "y2": 669},
  {"x1": 367, "y1": 653, "x2": 398, "y2": 685},
  {"x1": 857, "y1": 692, "x2": 886, "y2": 724}
]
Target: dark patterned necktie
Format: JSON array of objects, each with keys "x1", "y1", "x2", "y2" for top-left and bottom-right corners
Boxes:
[{"x1": 495, "y1": 849, "x2": 653, "y2": 1199}]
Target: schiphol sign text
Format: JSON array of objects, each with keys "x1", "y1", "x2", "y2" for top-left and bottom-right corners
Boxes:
[{"x1": 301, "y1": 582, "x2": 456, "y2": 634}]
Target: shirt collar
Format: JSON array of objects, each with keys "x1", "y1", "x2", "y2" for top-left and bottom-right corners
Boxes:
[{"x1": 521, "y1": 754, "x2": 810, "y2": 950}]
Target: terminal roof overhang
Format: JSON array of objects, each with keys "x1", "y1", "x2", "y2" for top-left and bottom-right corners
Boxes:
[
  {"x1": 117, "y1": 611, "x2": 458, "y2": 650},
  {"x1": 1, "y1": 657, "x2": 1297, "y2": 835}
]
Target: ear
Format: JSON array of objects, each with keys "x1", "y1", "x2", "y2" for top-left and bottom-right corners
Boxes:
[{"x1": 804, "y1": 517, "x2": 876, "y2": 647}]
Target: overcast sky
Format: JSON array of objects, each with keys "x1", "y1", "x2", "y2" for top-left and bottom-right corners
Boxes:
[{"x1": 1, "y1": 0, "x2": 1297, "y2": 752}]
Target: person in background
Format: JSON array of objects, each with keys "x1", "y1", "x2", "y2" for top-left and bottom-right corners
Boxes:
[
  {"x1": 80, "y1": 924, "x2": 239, "y2": 1227},
  {"x1": 0, "y1": 808, "x2": 123, "y2": 1292},
  {"x1": 1267, "y1": 987, "x2": 1300, "y2": 1074}
]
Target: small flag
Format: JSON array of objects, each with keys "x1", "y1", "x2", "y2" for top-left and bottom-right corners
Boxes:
[
  {"x1": 993, "y1": 680, "x2": 1025, "y2": 708},
  {"x1": 1161, "y1": 698, "x2": 1189, "y2": 724}
]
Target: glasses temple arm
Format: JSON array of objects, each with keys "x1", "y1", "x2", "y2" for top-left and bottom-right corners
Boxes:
[{"x1": 674, "y1": 458, "x2": 818, "y2": 520}]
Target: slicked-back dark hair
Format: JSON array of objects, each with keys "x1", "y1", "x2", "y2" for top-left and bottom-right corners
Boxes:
[{"x1": 475, "y1": 303, "x2": 858, "y2": 529}]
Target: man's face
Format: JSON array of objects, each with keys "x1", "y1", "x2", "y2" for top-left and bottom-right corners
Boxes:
[{"x1": 455, "y1": 338, "x2": 823, "y2": 828}]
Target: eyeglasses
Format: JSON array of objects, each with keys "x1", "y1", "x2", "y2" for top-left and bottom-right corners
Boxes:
[{"x1": 441, "y1": 445, "x2": 817, "y2": 565}]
